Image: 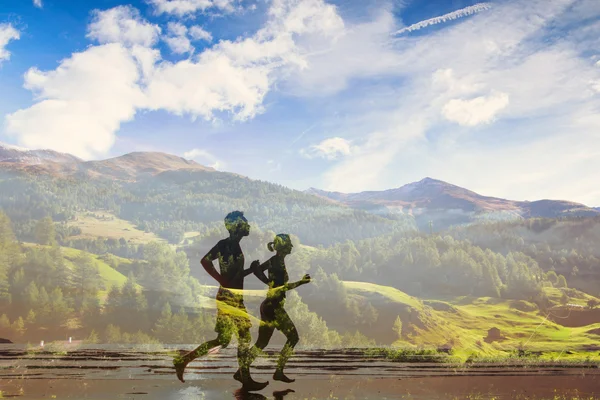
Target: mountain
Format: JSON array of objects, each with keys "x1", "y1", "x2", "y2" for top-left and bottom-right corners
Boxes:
[
  {"x1": 79, "y1": 152, "x2": 214, "y2": 180},
  {"x1": 0, "y1": 142, "x2": 81, "y2": 164},
  {"x1": 0, "y1": 145, "x2": 214, "y2": 181},
  {"x1": 0, "y1": 147, "x2": 415, "y2": 246},
  {"x1": 307, "y1": 177, "x2": 600, "y2": 230}
]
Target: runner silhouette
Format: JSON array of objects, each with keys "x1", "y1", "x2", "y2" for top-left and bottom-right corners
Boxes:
[
  {"x1": 173, "y1": 211, "x2": 268, "y2": 391},
  {"x1": 234, "y1": 234, "x2": 311, "y2": 384}
]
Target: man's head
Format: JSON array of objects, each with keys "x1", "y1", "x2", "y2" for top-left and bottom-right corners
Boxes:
[{"x1": 225, "y1": 211, "x2": 250, "y2": 237}]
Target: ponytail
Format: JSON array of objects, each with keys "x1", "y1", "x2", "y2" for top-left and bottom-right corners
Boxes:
[{"x1": 268, "y1": 234, "x2": 291, "y2": 253}]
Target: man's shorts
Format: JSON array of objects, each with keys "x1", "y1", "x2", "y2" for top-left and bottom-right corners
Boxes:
[{"x1": 214, "y1": 288, "x2": 251, "y2": 336}]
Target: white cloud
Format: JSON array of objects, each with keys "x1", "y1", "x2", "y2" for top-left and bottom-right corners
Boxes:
[
  {"x1": 148, "y1": 0, "x2": 238, "y2": 17},
  {"x1": 33, "y1": 0, "x2": 43, "y2": 8},
  {"x1": 0, "y1": 23, "x2": 20, "y2": 64},
  {"x1": 302, "y1": 137, "x2": 354, "y2": 160},
  {"x1": 5, "y1": 44, "x2": 147, "y2": 159},
  {"x1": 87, "y1": 6, "x2": 161, "y2": 47},
  {"x1": 6, "y1": 0, "x2": 343, "y2": 158},
  {"x1": 189, "y1": 26, "x2": 212, "y2": 42},
  {"x1": 165, "y1": 22, "x2": 193, "y2": 54},
  {"x1": 394, "y1": 3, "x2": 493, "y2": 35},
  {"x1": 442, "y1": 91, "x2": 509, "y2": 126},
  {"x1": 305, "y1": 0, "x2": 600, "y2": 204},
  {"x1": 165, "y1": 36, "x2": 193, "y2": 54},
  {"x1": 144, "y1": 0, "x2": 344, "y2": 121},
  {"x1": 184, "y1": 148, "x2": 223, "y2": 169},
  {"x1": 163, "y1": 23, "x2": 212, "y2": 54}
]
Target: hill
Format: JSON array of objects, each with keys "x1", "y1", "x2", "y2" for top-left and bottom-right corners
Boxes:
[
  {"x1": 307, "y1": 178, "x2": 600, "y2": 230},
  {"x1": 0, "y1": 142, "x2": 81, "y2": 165},
  {"x1": 338, "y1": 281, "x2": 600, "y2": 357},
  {"x1": 79, "y1": 152, "x2": 214, "y2": 181},
  {"x1": 0, "y1": 153, "x2": 416, "y2": 246}
]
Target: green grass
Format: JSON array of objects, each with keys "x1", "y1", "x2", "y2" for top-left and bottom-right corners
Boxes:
[
  {"x1": 67, "y1": 211, "x2": 164, "y2": 244},
  {"x1": 343, "y1": 281, "x2": 423, "y2": 309},
  {"x1": 60, "y1": 247, "x2": 129, "y2": 293},
  {"x1": 544, "y1": 287, "x2": 600, "y2": 307},
  {"x1": 341, "y1": 281, "x2": 600, "y2": 361},
  {"x1": 25, "y1": 243, "x2": 132, "y2": 304}
]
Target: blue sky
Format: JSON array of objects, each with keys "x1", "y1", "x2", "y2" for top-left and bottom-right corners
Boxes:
[{"x1": 1, "y1": 0, "x2": 600, "y2": 205}]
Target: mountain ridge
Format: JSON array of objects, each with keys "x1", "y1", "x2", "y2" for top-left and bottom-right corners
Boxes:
[
  {"x1": 306, "y1": 177, "x2": 600, "y2": 228},
  {"x1": 1, "y1": 145, "x2": 598, "y2": 228},
  {"x1": 0, "y1": 145, "x2": 214, "y2": 181}
]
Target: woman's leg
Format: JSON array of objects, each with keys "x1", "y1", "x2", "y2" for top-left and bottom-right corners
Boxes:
[{"x1": 273, "y1": 307, "x2": 299, "y2": 383}]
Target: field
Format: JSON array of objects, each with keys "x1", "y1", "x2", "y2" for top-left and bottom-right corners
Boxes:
[
  {"x1": 23, "y1": 243, "x2": 133, "y2": 304},
  {"x1": 342, "y1": 281, "x2": 600, "y2": 361},
  {"x1": 67, "y1": 211, "x2": 164, "y2": 244}
]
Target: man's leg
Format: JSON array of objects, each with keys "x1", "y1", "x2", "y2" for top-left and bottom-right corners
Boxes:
[
  {"x1": 234, "y1": 320, "x2": 275, "y2": 381},
  {"x1": 235, "y1": 314, "x2": 269, "y2": 391},
  {"x1": 174, "y1": 309, "x2": 234, "y2": 383}
]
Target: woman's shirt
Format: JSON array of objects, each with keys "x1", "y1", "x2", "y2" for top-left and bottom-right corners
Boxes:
[{"x1": 263, "y1": 256, "x2": 289, "y2": 303}]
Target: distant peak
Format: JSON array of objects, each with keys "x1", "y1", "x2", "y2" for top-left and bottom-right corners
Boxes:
[
  {"x1": 416, "y1": 177, "x2": 445, "y2": 184},
  {"x1": 0, "y1": 142, "x2": 30, "y2": 151}
]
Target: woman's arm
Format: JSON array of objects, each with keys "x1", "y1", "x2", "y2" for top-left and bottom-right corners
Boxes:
[
  {"x1": 252, "y1": 260, "x2": 272, "y2": 285},
  {"x1": 272, "y1": 274, "x2": 311, "y2": 293}
]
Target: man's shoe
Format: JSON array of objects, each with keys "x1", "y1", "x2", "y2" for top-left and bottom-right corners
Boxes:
[{"x1": 173, "y1": 357, "x2": 188, "y2": 383}]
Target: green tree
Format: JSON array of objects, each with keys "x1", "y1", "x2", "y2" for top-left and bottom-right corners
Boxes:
[
  {"x1": 393, "y1": 316, "x2": 403, "y2": 340},
  {"x1": 72, "y1": 253, "x2": 103, "y2": 314},
  {"x1": 560, "y1": 291, "x2": 569, "y2": 305},
  {"x1": 0, "y1": 314, "x2": 10, "y2": 330},
  {"x1": 546, "y1": 270, "x2": 558, "y2": 285},
  {"x1": 85, "y1": 329, "x2": 100, "y2": 344},
  {"x1": 557, "y1": 275, "x2": 568, "y2": 289},
  {"x1": 10, "y1": 316, "x2": 26, "y2": 338},
  {"x1": 0, "y1": 211, "x2": 18, "y2": 308},
  {"x1": 152, "y1": 302, "x2": 173, "y2": 341},
  {"x1": 25, "y1": 309, "x2": 36, "y2": 325},
  {"x1": 34, "y1": 217, "x2": 56, "y2": 246},
  {"x1": 105, "y1": 324, "x2": 122, "y2": 343}
]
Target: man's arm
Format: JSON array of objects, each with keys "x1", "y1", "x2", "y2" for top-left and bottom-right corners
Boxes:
[
  {"x1": 242, "y1": 260, "x2": 260, "y2": 277},
  {"x1": 201, "y1": 245, "x2": 223, "y2": 286}
]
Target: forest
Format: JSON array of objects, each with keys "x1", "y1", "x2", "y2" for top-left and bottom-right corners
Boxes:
[{"x1": 1, "y1": 168, "x2": 599, "y2": 351}]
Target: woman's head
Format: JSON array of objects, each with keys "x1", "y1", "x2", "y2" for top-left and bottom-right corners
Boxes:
[{"x1": 268, "y1": 234, "x2": 293, "y2": 255}]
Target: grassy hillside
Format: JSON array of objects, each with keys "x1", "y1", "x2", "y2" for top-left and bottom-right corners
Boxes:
[
  {"x1": 23, "y1": 243, "x2": 132, "y2": 303},
  {"x1": 67, "y1": 212, "x2": 164, "y2": 244},
  {"x1": 342, "y1": 281, "x2": 600, "y2": 361}
]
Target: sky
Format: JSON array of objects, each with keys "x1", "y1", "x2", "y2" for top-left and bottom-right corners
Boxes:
[{"x1": 1, "y1": 0, "x2": 600, "y2": 205}]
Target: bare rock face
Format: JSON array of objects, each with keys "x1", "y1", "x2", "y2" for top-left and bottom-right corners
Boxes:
[{"x1": 0, "y1": 338, "x2": 13, "y2": 344}]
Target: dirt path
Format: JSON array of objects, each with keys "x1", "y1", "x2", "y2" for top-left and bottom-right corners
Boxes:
[{"x1": 1, "y1": 346, "x2": 599, "y2": 399}]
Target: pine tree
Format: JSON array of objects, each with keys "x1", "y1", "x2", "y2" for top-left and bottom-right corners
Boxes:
[
  {"x1": 0, "y1": 212, "x2": 18, "y2": 308},
  {"x1": 0, "y1": 314, "x2": 10, "y2": 330},
  {"x1": 393, "y1": 316, "x2": 403, "y2": 340},
  {"x1": 152, "y1": 302, "x2": 172, "y2": 342},
  {"x1": 72, "y1": 253, "x2": 103, "y2": 314},
  {"x1": 85, "y1": 329, "x2": 99, "y2": 344},
  {"x1": 34, "y1": 217, "x2": 57, "y2": 246},
  {"x1": 10, "y1": 316, "x2": 26, "y2": 338},
  {"x1": 557, "y1": 275, "x2": 568, "y2": 288}
]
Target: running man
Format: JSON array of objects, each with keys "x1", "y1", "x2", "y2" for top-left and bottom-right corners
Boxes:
[{"x1": 173, "y1": 211, "x2": 268, "y2": 391}]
